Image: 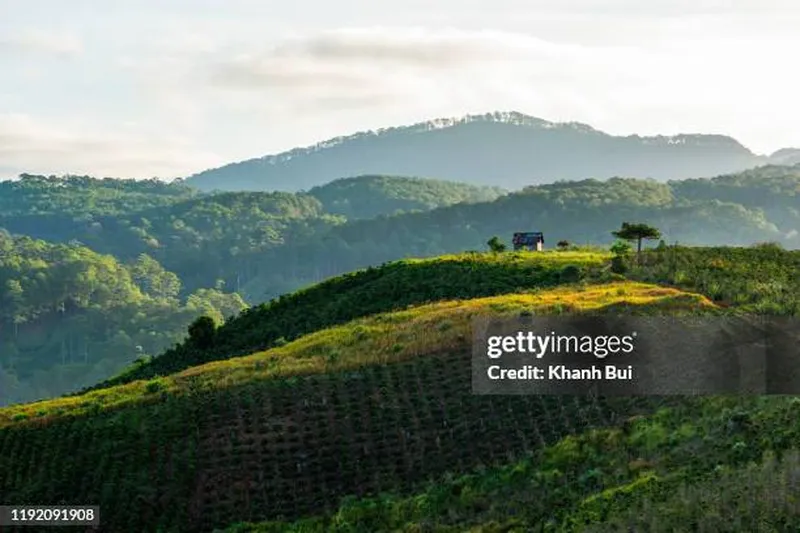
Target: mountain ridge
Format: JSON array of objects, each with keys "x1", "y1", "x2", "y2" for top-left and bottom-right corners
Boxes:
[{"x1": 184, "y1": 110, "x2": 781, "y2": 192}]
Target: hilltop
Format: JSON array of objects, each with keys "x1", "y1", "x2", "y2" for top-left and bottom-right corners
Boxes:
[
  {"x1": 239, "y1": 168, "x2": 800, "y2": 303},
  {"x1": 184, "y1": 111, "x2": 781, "y2": 192}
]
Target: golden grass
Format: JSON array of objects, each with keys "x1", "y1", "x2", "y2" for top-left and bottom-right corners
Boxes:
[{"x1": 0, "y1": 281, "x2": 714, "y2": 428}]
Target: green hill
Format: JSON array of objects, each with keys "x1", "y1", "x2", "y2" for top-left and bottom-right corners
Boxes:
[
  {"x1": 91, "y1": 245, "x2": 800, "y2": 393},
  {"x1": 306, "y1": 175, "x2": 506, "y2": 220},
  {"x1": 91, "y1": 250, "x2": 610, "y2": 390},
  {"x1": 222, "y1": 395, "x2": 800, "y2": 532},
  {"x1": 0, "y1": 280, "x2": 717, "y2": 532}
]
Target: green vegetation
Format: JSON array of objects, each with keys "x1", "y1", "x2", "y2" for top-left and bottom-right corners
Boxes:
[
  {"x1": 0, "y1": 234, "x2": 246, "y2": 406},
  {"x1": 90, "y1": 251, "x2": 609, "y2": 389},
  {"x1": 239, "y1": 171, "x2": 799, "y2": 302},
  {"x1": 486, "y1": 236, "x2": 507, "y2": 253},
  {"x1": 611, "y1": 221, "x2": 662, "y2": 255},
  {"x1": 92, "y1": 244, "x2": 800, "y2": 392},
  {"x1": 0, "y1": 281, "x2": 716, "y2": 532},
  {"x1": 307, "y1": 175, "x2": 506, "y2": 219},
  {"x1": 0, "y1": 174, "x2": 198, "y2": 218},
  {"x1": 221, "y1": 396, "x2": 800, "y2": 532},
  {"x1": 2, "y1": 238, "x2": 799, "y2": 532}
]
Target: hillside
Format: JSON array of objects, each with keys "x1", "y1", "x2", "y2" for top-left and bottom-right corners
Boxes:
[
  {"x1": 0, "y1": 280, "x2": 719, "y2": 532},
  {"x1": 0, "y1": 174, "x2": 198, "y2": 219},
  {"x1": 224, "y1": 395, "x2": 800, "y2": 532},
  {"x1": 307, "y1": 175, "x2": 506, "y2": 219},
  {"x1": 184, "y1": 111, "x2": 775, "y2": 192},
  {"x1": 0, "y1": 174, "x2": 507, "y2": 296},
  {"x1": 89, "y1": 251, "x2": 611, "y2": 389},
  {"x1": 93, "y1": 245, "x2": 800, "y2": 394},
  {"x1": 2, "y1": 247, "x2": 799, "y2": 532}
]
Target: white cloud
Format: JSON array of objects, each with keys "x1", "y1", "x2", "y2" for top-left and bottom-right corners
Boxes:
[
  {"x1": 0, "y1": 30, "x2": 83, "y2": 57},
  {"x1": 184, "y1": 26, "x2": 799, "y2": 154},
  {"x1": 0, "y1": 113, "x2": 224, "y2": 179}
]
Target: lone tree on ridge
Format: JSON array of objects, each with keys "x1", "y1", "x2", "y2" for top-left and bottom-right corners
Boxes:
[{"x1": 611, "y1": 222, "x2": 661, "y2": 258}]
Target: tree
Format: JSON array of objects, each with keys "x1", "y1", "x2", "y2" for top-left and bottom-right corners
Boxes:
[
  {"x1": 557, "y1": 240, "x2": 570, "y2": 250},
  {"x1": 611, "y1": 222, "x2": 662, "y2": 256},
  {"x1": 609, "y1": 240, "x2": 633, "y2": 256},
  {"x1": 486, "y1": 236, "x2": 506, "y2": 253},
  {"x1": 187, "y1": 315, "x2": 217, "y2": 349}
]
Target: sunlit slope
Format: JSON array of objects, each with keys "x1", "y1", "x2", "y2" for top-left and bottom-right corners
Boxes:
[
  {"x1": 0, "y1": 282, "x2": 717, "y2": 532},
  {"x1": 92, "y1": 250, "x2": 611, "y2": 390}
]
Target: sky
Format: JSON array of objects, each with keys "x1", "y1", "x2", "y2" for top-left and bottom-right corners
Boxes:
[{"x1": 1, "y1": 0, "x2": 799, "y2": 180}]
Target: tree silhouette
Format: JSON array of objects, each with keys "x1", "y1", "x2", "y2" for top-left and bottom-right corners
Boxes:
[
  {"x1": 187, "y1": 315, "x2": 217, "y2": 350},
  {"x1": 486, "y1": 236, "x2": 506, "y2": 253},
  {"x1": 557, "y1": 240, "x2": 570, "y2": 250},
  {"x1": 612, "y1": 222, "x2": 661, "y2": 256}
]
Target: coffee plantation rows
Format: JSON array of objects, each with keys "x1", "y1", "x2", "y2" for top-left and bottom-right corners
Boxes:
[{"x1": 222, "y1": 395, "x2": 800, "y2": 532}]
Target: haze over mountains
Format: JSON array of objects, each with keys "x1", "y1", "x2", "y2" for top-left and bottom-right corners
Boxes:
[{"x1": 185, "y1": 111, "x2": 795, "y2": 192}]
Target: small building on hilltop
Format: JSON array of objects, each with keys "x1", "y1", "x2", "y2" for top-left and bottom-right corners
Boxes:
[{"x1": 512, "y1": 232, "x2": 544, "y2": 251}]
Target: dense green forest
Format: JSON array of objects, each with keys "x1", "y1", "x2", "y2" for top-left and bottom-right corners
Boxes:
[
  {"x1": 0, "y1": 174, "x2": 503, "y2": 295},
  {"x1": 1, "y1": 165, "x2": 799, "y2": 406},
  {"x1": 0, "y1": 234, "x2": 246, "y2": 406},
  {"x1": 307, "y1": 175, "x2": 505, "y2": 219}
]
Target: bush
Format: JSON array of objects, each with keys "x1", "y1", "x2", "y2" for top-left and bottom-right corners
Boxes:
[{"x1": 559, "y1": 265, "x2": 583, "y2": 283}]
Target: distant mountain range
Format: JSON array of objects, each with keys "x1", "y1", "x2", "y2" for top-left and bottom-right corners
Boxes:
[{"x1": 184, "y1": 111, "x2": 796, "y2": 192}]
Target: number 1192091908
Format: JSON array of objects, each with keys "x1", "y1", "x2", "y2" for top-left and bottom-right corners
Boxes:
[{"x1": 0, "y1": 505, "x2": 100, "y2": 526}]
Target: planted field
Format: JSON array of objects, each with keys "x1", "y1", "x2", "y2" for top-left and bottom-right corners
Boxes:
[
  {"x1": 222, "y1": 395, "x2": 800, "y2": 532},
  {"x1": 0, "y1": 282, "x2": 711, "y2": 532}
]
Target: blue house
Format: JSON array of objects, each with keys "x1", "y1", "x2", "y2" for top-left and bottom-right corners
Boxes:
[{"x1": 512, "y1": 232, "x2": 544, "y2": 251}]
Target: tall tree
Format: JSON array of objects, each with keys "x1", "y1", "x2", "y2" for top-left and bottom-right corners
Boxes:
[{"x1": 612, "y1": 222, "x2": 662, "y2": 256}]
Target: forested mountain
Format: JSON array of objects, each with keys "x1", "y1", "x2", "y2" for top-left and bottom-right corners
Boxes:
[
  {"x1": 184, "y1": 111, "x2": 782, "y2": 192},
  {"x1": 306, "y1": 175, "x2": 505, "y2": 219},
  {"x1": 0, "y1": 174, "x2": 500, "y2": 294},
  {"x1": 0, "y1": 234, "x2": 246, "y2": 406},
  {"x1": 0, "y1": 173, "x2": 198, "y2": 217}
]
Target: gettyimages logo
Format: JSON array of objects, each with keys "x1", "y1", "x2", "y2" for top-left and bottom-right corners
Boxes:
[{"x1": 485, "y1": 330, "x2": 638, "y2": 359}]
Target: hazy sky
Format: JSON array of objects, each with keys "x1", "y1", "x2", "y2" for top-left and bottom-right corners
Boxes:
[{"x1": 2, "y1": 0, "x2": 799, "y2": 179}]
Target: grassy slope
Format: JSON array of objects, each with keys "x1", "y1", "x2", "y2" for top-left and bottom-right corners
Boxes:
[
  {"x1": 97, "y1": 245, "x2": 800, "y2": 393},
  {"x1": 0, "y1": 281, "x2": 714, "y2": 533},
  {"x1": 93, "y1": 250, "x2": 611, "y2": 390}
]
